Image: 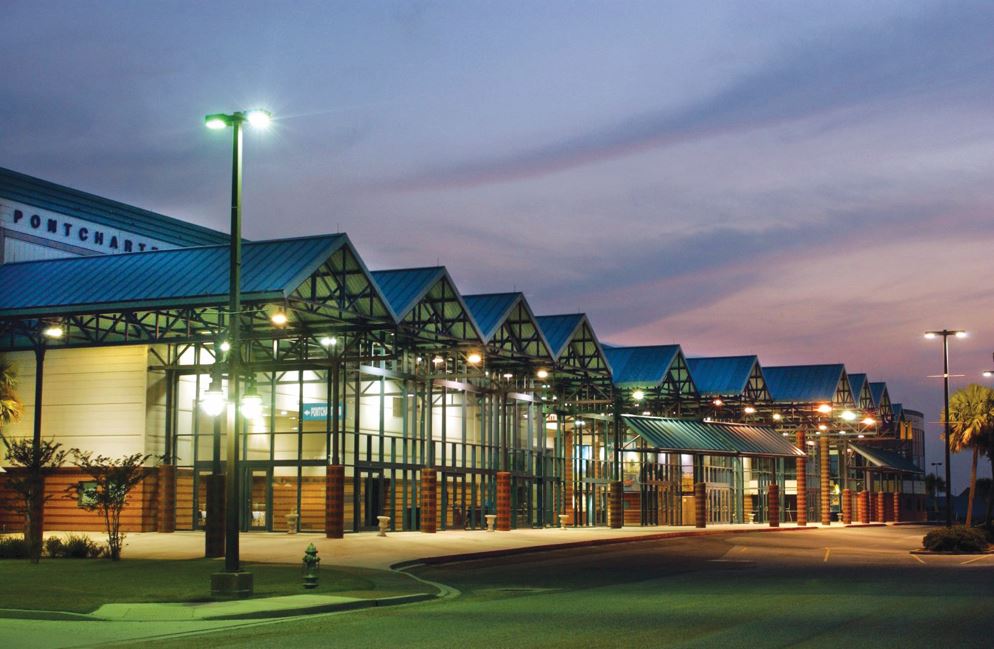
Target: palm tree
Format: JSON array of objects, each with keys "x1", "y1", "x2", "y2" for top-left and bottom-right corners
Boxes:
[
  {"x1": 943, "y1": 384, "x2": 994, "y2": 527},
  {"x1": 0, "y1": 356, "x2": 23, "y2": 434}
]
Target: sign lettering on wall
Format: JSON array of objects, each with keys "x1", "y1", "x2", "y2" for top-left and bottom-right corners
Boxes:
[{"x1": 1, "y1": 198, "x2": 173, "y2": 255}]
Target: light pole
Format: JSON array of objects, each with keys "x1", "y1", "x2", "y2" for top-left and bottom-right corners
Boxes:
[
  {"x1": 924, "y1": 329, "x2": 966, "y2": 527},
  {"x1": 204, "y1": 109, "x2": 271, "y2": 594}
]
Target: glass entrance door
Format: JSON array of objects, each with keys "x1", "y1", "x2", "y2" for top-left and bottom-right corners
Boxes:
[{"x1": 243, "y1": 464, "x2": 272, "y2": 531}]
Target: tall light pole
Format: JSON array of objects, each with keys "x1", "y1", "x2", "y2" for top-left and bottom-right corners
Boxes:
[
  {"x1": 204, "y1": 109, "x2": 271, "y2": 594},
  {"x1": 924, "y1": 329, "x2": 966, "y2": 527}
]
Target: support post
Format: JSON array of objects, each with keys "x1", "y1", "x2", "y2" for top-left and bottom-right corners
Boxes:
[
  {"x1": 858, "y1": 490, "x2": 869, "y2": 524},
  {"x1": 694, "y1": 482, "x2": 707, "y2": 528},
  {"x1": 204, "y1": 474, "x2": 224, "y2": 556},
  {"x1": 875, "y1": 491, "x2": 886, "y2": 523},
  {"x1": 819, "y1": 436, "x2": 831, "y2": 525},
  {"x1": 497, "y1": 471, "x2": 512, "y2": 531},
  {"x1": 157, "y1": 463, "x2": 176, "y2": 533},
  {"x1": 608, "y1": 480, "x2": 623, "y2": 529},
  {"x1": 325, "y1": 464, "x2": 345, "y2": 538},
  {"x1": 841, "y1": 488, "x2": 852, "y2": 525},
  {"x1": 892, "y1": 490, "x2": 901, "y2": 523},
  {"x1": 767, "y1": 483, "x2": 780, "y2": 527},
  {"x1": 421, "y1": 468, "x2": 437, "y2": 533},
  {"x1": 796, "y1": 431, "x2": 807, "y2": 526}
]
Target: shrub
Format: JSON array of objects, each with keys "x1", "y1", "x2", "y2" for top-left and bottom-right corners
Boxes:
[
  {"x1": 62, "y1": 533, "x2": 103, "y2": 559},
  {"x1": 0, "y1": 535, "x2": 29, "y2": 559},
  {"x1": 923, "y1": 526, "x2": 990, "y2": 553},
  {"x1": 44, "y1": 536, "x2": 66, "y2": 558}
]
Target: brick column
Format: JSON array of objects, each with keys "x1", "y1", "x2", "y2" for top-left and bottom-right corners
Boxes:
[
  {"x1": 421, "y1": 468, "x2": 437, "y2": 533},
  {"x1": 694, "y1": 482, "x2": 707, "y2": 528},
  {"x1": 325, "y1": 464, "x2": 345, "y2": 538},
  {"x1": 874, "y1": 491, "x2": 886, "y2": 522},
  {"x1": 496, "y1": 471, "x2": 512, "y2": 531},
  {"x1": 608, "y1": 480, "x2": 624, "y2": 529},
  {"x1": 768, "y1": 483, "x2": 780, "y2": 527},
  {"x1": 841, "y1": 488, "x2": 852, "y2": 525},
  {"x1": 858, "y1": 490, "x2": 869, "y2": 524},
  {"x1": 795, "y1": 431, "x2": 807, "y2": 526},
  {"x1": 819, "y1": 437, "x2": 830, "y2": 525},
  {"x1": 157, "y1": 464, "x2": 176, "y2": 533},
  {"x1": 892, "y1": 491, "x2": 901, "y2": 523},
  {"x1": 204, "y1": 474, "x2": 225, "y2": 557}
]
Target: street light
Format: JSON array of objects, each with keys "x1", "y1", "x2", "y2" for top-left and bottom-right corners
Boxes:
[
  {"x1": 204, "y1": 108, "x2": 272, "y2": 589},
  {"x1": 924, "y1": 328, "x2": 966, "y2": 527}
]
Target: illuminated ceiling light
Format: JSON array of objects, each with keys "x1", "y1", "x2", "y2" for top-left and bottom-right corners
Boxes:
[
  {"x1": 712, "y1": 398, "x2": 723, "y2": 407},
  {"x1": 632, "y1": 389, "x2": 646, "y2": 402},
  {"x1": 818, "y1": 424, "x2": 828, "y2": 431},
  {"x1": 816, "y1": 404, "x2": 832, "y2": 414},
  {"x1": 42, "y1": 324, "x2": 64, "y2": 339},
  {"x1": 240, "y1": 383, "x2": 264, "y2": 420},
  {"x1": 536, "y1": 369, "x2": 549, "y2": 379},
  {"x1": 432, "y1": 355, "x2": 445, "y2": 366},
  {"x1": 857, "y1": 434, "x2": 865, "y2": 439},
  {"x1": 782, "y1": 432, "x2": 789, "y2": 437},
  {"x1": 467, "y1": 352, "x2": 482, "y2": 365},
  {"x1": 772, "y1": 413, "x2": 783, "y2": 422},
  {"x1": 246, "y1": 109, "x2": 272, "y2": 128},
  {"x1": 840, "y1": 410, "x2": 857, "y2": 422},
  {"x1": 320, "y1": 335, "x2": 337, "y2": 348},
  {"x1": 271, "y1": 311, "x2": 289, "y2": 327},
  {"x1": 502, "y1": 373, "x2": 514, "y2": 379},
  {"x1": 201, "y1": 380, "x2": 226, "y2": 417},
  {"x1": 861, "y1": 417, "x2": 876, "y2": 426},
  {"x1": 219, "y1": 340, "x2": 231, "y2": 353},
  {"x1": 642, "y1": 411, "x2": 651, "y2": 416},
  {"x1": 744, "y1": 406, "x2": 756, "y2": 415}
]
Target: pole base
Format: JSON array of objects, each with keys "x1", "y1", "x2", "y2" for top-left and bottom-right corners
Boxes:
[{"x1": 211, "y1": 571, "x2": 254, "y2": 599}]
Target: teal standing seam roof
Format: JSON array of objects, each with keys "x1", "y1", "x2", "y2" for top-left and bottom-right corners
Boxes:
[
  {"x1": 849, "y1": 443, "x2": 922, "y2": 474},
  {"x1": 0, "y1": 166, "x2": 229, "y2": 247},
  {"x1": 686, "y1": 356, "x2": 759, "y2": 396},
  {"x1": 0, "y1": 234, "x2": 347, "y2": 316},
  {"x1": 869, "y1": 382, "x2": 889, "y2": 408},
  {"x1": 764, "y1": 364, "x2": 845, "y2": 403},
  {"x1": 535, "y1": 314, "x2": 585, "y2": 358},
  {"x1": 463, "y1": 292, "x2": 522, "y2": 342},
  {"x1": 891, "y1": 402, "x2": 904, "y2": 422},
  {"x1": 369, "y1": 267, "x2": 446, "y2": 318},
  {"x1": 604, "y1": 345, "x2": 680, "y2": 386},
  {"x1": 622, "y1": 415, "x2": 804, "y2": 458}
]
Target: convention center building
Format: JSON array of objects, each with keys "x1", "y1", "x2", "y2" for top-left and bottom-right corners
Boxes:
[{"x1": 0, "y1": 166, "x2": 926, "y2": 538}]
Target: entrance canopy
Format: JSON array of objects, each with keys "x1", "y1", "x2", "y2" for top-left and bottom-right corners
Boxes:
[
  {"x1": 623, "y1": 415, "x2": 804, "y2": 458},
  {"x1": 849, "y1": 443, "x2": 922, "y2": 474}
]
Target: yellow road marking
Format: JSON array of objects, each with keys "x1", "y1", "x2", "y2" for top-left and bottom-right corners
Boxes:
[
  {"x1": 960, "y1": 554, "x2": 993, "y2": 565},
  {"x1": 911, "y1": 554, "x2": 926, "y2": 564},
  {"x1": 823, "y1": 547, "x2": 830, "y2": 562},
  {"x1": 738, "y1": 545, "x2": 748, "y2": 553}
]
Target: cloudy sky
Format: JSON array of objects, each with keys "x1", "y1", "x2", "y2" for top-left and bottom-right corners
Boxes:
[{"x1": 3, "y1": 1, "x2": 994, "y2": 489}]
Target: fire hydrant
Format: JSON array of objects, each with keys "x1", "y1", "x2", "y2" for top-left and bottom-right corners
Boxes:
[{"x1": 302, "y1": 543, "x2": 320, "y2": 589}]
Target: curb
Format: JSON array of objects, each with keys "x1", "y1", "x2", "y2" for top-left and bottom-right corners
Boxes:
[{"x1": 393, "y1": 525, "x2": 820, "y2": 569}]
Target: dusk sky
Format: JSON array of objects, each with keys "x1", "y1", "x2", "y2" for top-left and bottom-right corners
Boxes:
[{"x1": 3, "y1": 1, "x2": 994, "y2": 488}]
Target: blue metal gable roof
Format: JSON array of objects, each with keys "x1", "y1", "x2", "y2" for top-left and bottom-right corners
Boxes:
[
  {"x1": 462, "y1": 292, "x2": 521, "y2": 342},
  {"x1": 891, "y1": 402, "x2": 904, "y2": 422},
  {"x1": 535, "y1": 314, "x2": 585, "y2": 359},
  {"x1": 0, "y1": 166, "x2": 229, "y2": 247},
  {"x1": 763, "y1": 364, "x2": 845, "y2": 403},
  {"x1": 849, "y1": 373, "x2": 869, "y2": 401},
  {"x1": 369, "y1": 267, "x2": 446, "y2": 319},
  {"x1": 604, "y1": 345, "x2": 680, "y2": 386},
  {"x1": 686, "y1": 355, "x2": 759, "y2": 396},
  {"x1": 0, "y1": 234, "x2": 347, "y2": 316},
  {"x1": 869, "y1": 382, "x2": 889, "y2": 408}
]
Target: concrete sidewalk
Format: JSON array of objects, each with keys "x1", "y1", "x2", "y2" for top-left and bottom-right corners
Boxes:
[{"x1": 44, "y1": 522, "x2": 856, "y2": 569}]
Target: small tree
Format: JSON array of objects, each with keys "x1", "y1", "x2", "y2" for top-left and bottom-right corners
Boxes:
[
  {"x1": 1, "y1": 436, "x2": 68, "y2": 563},
  {"x1": 71, "y1": 451, "x2": 157, "y2": 561}
]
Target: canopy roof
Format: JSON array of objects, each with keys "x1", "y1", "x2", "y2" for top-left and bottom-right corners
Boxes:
[
  {"x1": 604, "y1": 344, "x2": 681, "y2": 386},
  {"x1": 687, "y1": 355, "x2": 765, "y2": 398},
  {"x1": 764, "y1": 364, "x2": 852, "y2": 405},
  {"x1": 869, "y1": 382, "x2": 889, "y2": 409},
  {"x1": 848, "y1": 373, "x2": 874, "y2": 409},
  {"x1": 1, "y1": 166, "x2": 228, "y2": 247},
  {"x1": 623, "y1": 415, "x2": 804, "y2": 458},
  {"x1": 849, "y1": 443, "x2": 922, "y2": 474},
  {"x1": 535, "y1": 314, "x2": 611, "y2": 372},
  {"x1": 463, "y1": 292, "x2": 552, "y2": 361},
  {"x1": 0, "y1": 234, "x2": 352, "y2": 317},
  {"x1": 370, "y1": 266, "x2": 482, "y2": 343}
]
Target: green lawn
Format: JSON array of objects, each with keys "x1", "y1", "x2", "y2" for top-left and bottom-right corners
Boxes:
[{"x1": 0, "y1": 559, "x2": 429, "y2": 613}]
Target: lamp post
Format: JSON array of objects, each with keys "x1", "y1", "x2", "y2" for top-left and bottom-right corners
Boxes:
[
  {"x1": 924, "y1": 329, "x2": 966, "y2": 527},
  {"x1": 204, "y1": 109, "x2": 271, "y2": 594}
]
